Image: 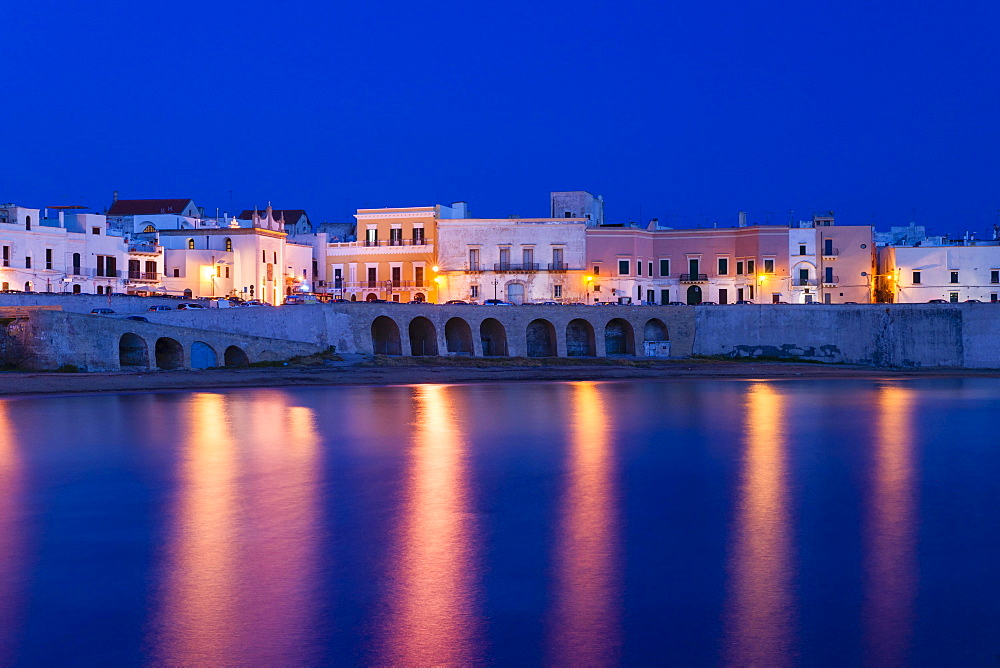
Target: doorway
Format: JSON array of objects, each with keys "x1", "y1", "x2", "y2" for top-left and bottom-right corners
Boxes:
[
  {"x1": 506, "y1": 282, "x2": 524, "y2": 305},
  {"x1": 686, "y1": 285, "x2": 702, "y2": 305}
]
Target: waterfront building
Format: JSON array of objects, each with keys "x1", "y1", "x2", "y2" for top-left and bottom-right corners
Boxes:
[
  {"x1": 0, "y1": 204, "x2": 132, "y2": 294},
  {"x1": 878, "y1": 239, "x2": 1000, "y2": 303},
  {"x1": 324, "y1": 204, "x2": 467, "y2": 302},
  {"x1": 435, "y1": 211, "x2": 589, "y2": 304},
  {"x1": 585, "y1": 214, "x2": 875, "y2": 304}
]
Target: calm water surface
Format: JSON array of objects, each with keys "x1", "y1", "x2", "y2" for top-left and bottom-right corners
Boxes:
[{"x1": 0, "y1": 379, "x2": 998, "y2": 664}]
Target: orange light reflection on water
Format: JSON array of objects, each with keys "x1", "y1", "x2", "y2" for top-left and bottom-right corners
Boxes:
[
  {"x1": 864, "y1": 384, "x2": 917, "y2": 665},
  {"x1": 548, "y1": 381, "x2": 621, "y2": 664},
  {"x1": 379, "y1": 384, "x2": 481, "y2": 665},
  {"x1": 724, "y1": 382, "x2": 794, "y2": 666},
  {"x1": 0, "y1": 401, "x2": 25, "y2": 658}
]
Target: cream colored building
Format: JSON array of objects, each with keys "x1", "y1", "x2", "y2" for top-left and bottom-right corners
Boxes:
[{"x1": 436, "y1": 216, "x2": 589, "y2": 303}]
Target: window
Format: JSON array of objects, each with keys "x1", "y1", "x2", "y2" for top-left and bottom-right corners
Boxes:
[
  {"x1": 25, "y1": 256, "x2": 31, "y2": 269},
  {"x1": 72, "y1": 253, "x2": 81, "y2": 273},
  {"x1": 186, "y1": 238, "x2": 194, "y2": 250},
  {"x1": 636, "y1": 260, "x2": 642, "y2": 276},
  {"x1": 824, "y1": 239, "x2": 834, "y2": 255},
  {"x1": 736, "y1": 261, "x2": 744, "y2": 275},
  {"x1": 471, "y1": 285, "x2": 479, "y2": 298},
  {"x1": 92, "y1": 227, "x2": 101, "y2": 235},
  {"x1": 469, "y1": 248, "x2": 480, "y2": 271},
  {"x1": 764, "y1": 259, "x2": 774, "y2": 273},
  {"x1": 143, "y1": 225, "x2": 156, "y2": 233},
  {"x1": 825, "y1": 267, "x2": 834, "y2": 283},
  {"x1": 499, "y1": 248, "x2": 510, "y2": 268},
  {"x1": 273, "y1": 252, "x2": 277, "y2": 264},
  {"x1": 216, "y1": 265, "x2": 221, "y2": 278},
  {"x1": 992, "y1": 270, "x2": 999, "y2": 284},
  {"x1": 413, "y1": 227, "x2": 425, "y2": 245},
  {"x1": 593, "y1": 265, "x2": 600, "y2": 275},
  {"x1": 553, "y1": 248, "x2": 564, "y2": 269},
  {"x1": 913, "y1": 271, "x2": 921, "y2": 284},
  {"x1": 799, "y1": 245, "x2": 806, "y2": 255},
  {"x1": 554, "y1": 285, "x2": 562, "y2": 298},
  {"x1": 718, "y1": 258, "x2": 728, "y2": 275},
  {"x1": 618, "y1": 259, "x2": 630, "y2": 275},
  {"x1": 522, "y1": 248, "x2": 534, "y2": 267},
  {"x1": 648, "y1": 262, "x2": 653, "y2": 276},
  {"x1": 660, "y1": 289, "x2": 669, "y2": 305},
  {"x1": 25, "y1": 216, "x2": 31, "y2": 230},
  {"x1": 391, "y1": 266, "x2": 401, "y2": 287},
  {"x1": 263, "y1": 250, "x2": 267, "y2": 262},
  {"x1": 45, "y1": 249, "x2": 52, "y2": 270},
  {"x1": 659, "y1": 259, "x2": 669, "y2": 276},
  {"x1": 564, "y1": 212, "x2": 573, "y2": 218},
  {"x1": 145, "y1": 261, "x2": 156, "y2": 276},
  {"x1": 366, "y1": 228, "x2": 378, "y2": 246},
  {"x1": 225, "y1": 238, "x2": 233, "y2": 252},
  {"x1": 992, "y1": 293, "x2": 998, "y2": 302},
  {"x1": 389, "y1": 228, "x2": 402, "y2": 246},
  {"x1": 415, "y1": 266, "x2": 424, "y2": 287},
  {"x1": 1, "y1": 246, "x2": 8, "y2": 267},
  {"x1": 749, "y1": 285, "x2": 755, "y2": 299},
  {"x1": 173, "y1": 268, "x2": 179, "y2": 277},
  {"x1": 747, "y1": 260, "x2": 755, "y2": 274},
  {"x1": 367, "y1": 267, "x2": 377, "y2": 287},
  {"x1": 950, "y1": 271, "x2": 959, "y2": 284}
]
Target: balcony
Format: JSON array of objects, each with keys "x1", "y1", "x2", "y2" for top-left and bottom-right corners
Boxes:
[
  {"x1": 547, "y1": 261, "x2": 569, "y2": 272},
  {"x1": 494, "y1": 263, "x2": 540, "y2": 272},
  {"x1": 362, "y1": 239, "x2": 428, "y2": 247},
  {"x1": 679, "y1": 273, "x2": 708, "y2": 283},
  {"x1": 465, "y1": 263, "x2": 484, "y2": 273},
  {"x1": 793, "y1": 278, "x2": 819, "y2": 286},
  {"x1": 127, "y1": 271, "x2": 161, "y2": 282},
  {"x1": 822, "y1": 275, "x2": 840, "y2": 286},
  {"x1": 822, "y1": 247, "x2": 840, "y2": 258},
  {"x1": 128, "y1": 243, "x2": 159, "y2": 254}
]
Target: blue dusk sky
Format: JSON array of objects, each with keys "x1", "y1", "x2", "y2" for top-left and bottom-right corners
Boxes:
[{"x1": 3, "y1": 0, "x2": 999, "y2": 235}]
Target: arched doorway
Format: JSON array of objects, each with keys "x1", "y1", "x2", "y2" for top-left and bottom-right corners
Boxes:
[
  {"x1": 686, "y1": 285, "x2": 702, "y2": 305},
  {"x1": 412, "y1": 292, "x2": 425, "y2": 303},
  {"x1": 445, "y1": 317, "x2": 473, "y2": 354},
  {"x1": 190, "y1": 341, "x2": 217, "y2": 369},
  {"x1": 366, "y1": 293, "x2": 378, "y2": 302},
  {"x1": 72, "y1": 284, "x2": 81, "y2": 294},
  {"x1": 566, "y1": 319, "x2": 596, "y2": 356},
  {"x1": 644, "y1": 318, "x2": 668, "y2": 341},
  {"x1": 155, "y1": 337, "x2": 184, "y2": 369},
  {"x1": 526, "y1": 319, "x2": 557, "y2": 357},
  {"x1": 506, "y1": 282, "x2": 525, "y2": 305},
  {"x1": 183, "y1": 288, "x2": 193, "y2": 299},
  {"x1": 224, "y1": 345, "x2": 250, "y2": 366},
  {"x1": 605, "y1": 318, "x2": 635, "y2": 355},
  {"x1": 371, "y1": 316, "x2": 402, "y2": 355},
  {"x1": 119, "y1": 333, "x2": 148, "y2": 368},
  {"x1": 480, "y1": 318, "x2": 508, "y2": 356},
  {"x1": 409, "y1": 317, "x2": 438, "y2": 356}
]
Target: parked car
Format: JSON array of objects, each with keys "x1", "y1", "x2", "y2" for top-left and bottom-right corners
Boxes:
[
  {"x1": 964, "y1": 299, "x2": 982, "y2": 303},
  {"x1": 698, "y1": 301, "x2": 717, "y2": 305},
  {"x1": 177, "y1": 302, "x2": 206, "y2": 310},
  {"x1": 148, "y1": 305, "x2": 172, "y2": 312},
  {"x1": 244, "y1": 300, "x2": 270, "y2": 307},
  {"x1": 328, "y1": 298, "x2": 350, "y2": 303},
  {"x1": 482, "y1": 299, "x2": 514, "y2": 306},
  {"x1": 735, "y1": 300, "x2": 754, "y2": 305},
  {"x1": 124, "y1": 315, "x2": 149, "y2": 322},
  {"x1": 539, "y1": 300, "x2": 560, "y2": 306},
  {"x1": 444, "y1": 299, "x2": 469, "y2": 305},
  {"x1": 90, "y1": 308, "x2": 115, "y2": 315},
  {"x1": 668, "y1": 301, "x2": 687, "y2": 306},
  {"x1": 927, "y1": 299, "x2": 948, "y2": 304}
]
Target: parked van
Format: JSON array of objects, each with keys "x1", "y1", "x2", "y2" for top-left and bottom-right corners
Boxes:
[{"x1": 208, "y1": 298, "x2": 233, "y2": 308}]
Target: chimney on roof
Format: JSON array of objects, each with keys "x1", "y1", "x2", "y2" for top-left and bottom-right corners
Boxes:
[
  {"x1": 113, "y1": 190, "x2": 118, "y2": 202},
  {"x1": 738, "y1": 211, "x2": 747, "y2": 227}
]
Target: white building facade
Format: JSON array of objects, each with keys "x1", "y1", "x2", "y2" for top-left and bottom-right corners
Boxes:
[{"x1": 879, "y1": 242, "x2": 1000, "y2": 303}]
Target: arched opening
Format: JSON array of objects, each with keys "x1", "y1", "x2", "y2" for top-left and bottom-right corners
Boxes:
[
  {"x1": 72, "y1": 253, "x2": 81, "y2": 273},
  {"x1": 183, "y1": 288, "x2": 193, "y2": 299},
  {"x1": 526, "y1": 319, "x2": 557, "y2": 357},
  {"x1": 224, "y1": 345, "x2": 250, "y2": 367},
  {"x1": 119, "y1": 333, "x2": 148, "y2": 368},
  {"x1": 686, "y1": 285, "x2": 702, "y2": 305},
  {"x1": 24, "y1": 282, "x2": 32, "y2": 292},
  {"x1": 366, "y1": 293, "x2": 378, "y2": 302},
  {"x1": 480, "y1": 318, "x2": 508, "y2": 356},
  {"x1": 605, "y1": 318, "x2": 635, "y2": 355},
  {"x1": 412, "y1": 292, "x2": 425, "y2": 303},
  {"x1": 371, "y1": 316, "x2": 402, "y2": 355},
  {"x1": 350, "y1": 294, "x2": 357, "y2": 302},
  {"x1": 187, "y1": 238, "x2": 195, "y2": 249},
  {"x1": 409, "y1": 316, "x2": 438, "y2": 356},
  {"x1": 72, "y1": 284, "x2": 81, "y2": 294},
  {"x1": 155, "y1": 337, "x2": 184, "y2": 370},
  {"x1": 445, "y1": 317, "x2": 473, "y2": 355},
  {"x1": 506, "y1": 282, "x2": 525, "y2": 305},
  {"x1": 644, "y1": 318, "x2": 668, "y2": 341},
  {"x1": 25, "y1": 215, "x2": 31, "y2": 230},
  {"x1": 190, "y1": 341, "x2": 217, "y2": 369},
  {"x1": 566, "y1": 318, "x2": 596, "y2": 356},
  {"x1": 225, "y1": 237, "x2": 233, "y2": 252}
]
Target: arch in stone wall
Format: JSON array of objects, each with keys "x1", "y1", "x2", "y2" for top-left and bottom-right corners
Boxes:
[
  {"x1": 605, "y1": 318, "x2": 635, "y2": 355},
  {"x1": 155, "y1": 337, "x2": 184, "y2": 370},
  {"x1": 224, "y1": 345, "x2": 250, "y2": 366},
  {"x1": 409, "y1": 317, "x2": 439, "y2": 356},
  {"x1": 643, "y1": 318, "x2": 668, "y2": 342},
  {"x1": 371, "y1": 316, "x2": 402, "y2": 355},
  {"x1": 526, "y1": 319, "x2": 557, "y2": 357},
  {"x1": 480, "y1": 318, "x2": 508, "y2": 356},
  {"x1": 445, "y1": 317, "x2": 474, "y2": 355},
  {"x1": 566, "y1": 318, "x2": 596, "y2": 356},
  {"x1": 190, "y1": 341, "x2": 217, "y2": 369},
  {"x1": 119, "y1": 333, "x2": 149, "y2": 368}
]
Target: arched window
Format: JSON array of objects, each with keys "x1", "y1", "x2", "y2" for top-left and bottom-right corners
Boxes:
[
  {"x1": 187, "y1": 238, "x2": 195, "y2": 250},
  {"x1": 225, "y1": 237, "x2": 233, "y2": 252},
  {"x1": 24, "y1": 281, "x2": 32, "y2": 292},
  {"x1": 25, "y1": 215, "x2": 31, "y2": 230},
  {"x1": 72, "y1": 253, "x2": 81, "y2": 273},
  {"x1": 143, "y1": 225, "x2": 156, "y2": 233}
]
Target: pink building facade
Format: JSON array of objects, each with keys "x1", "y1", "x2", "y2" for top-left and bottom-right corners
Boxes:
[{"x1": 585, "y1": 221, "x2": 875, "y2": 305}]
